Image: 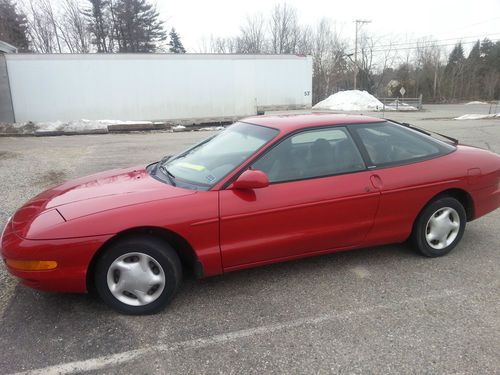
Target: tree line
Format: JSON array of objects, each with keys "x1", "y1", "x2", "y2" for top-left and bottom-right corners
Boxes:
[
  {"x1": 0, "y1": 0, "x2": 185, "y2": 53},
  {"x1": 197, "y1": 3, "x2": 500, "y2": 103},
  {"x1": 1, "y1": 0, "x2": 498, "y2": 103}
]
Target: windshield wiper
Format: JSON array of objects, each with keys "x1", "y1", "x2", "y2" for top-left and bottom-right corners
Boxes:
[
  {"x1": 159, "y1": 165, "x2": 176, "y2": 186},
  {"x1": 160, "y1": 155, "x2": 172, "y2": 164}
]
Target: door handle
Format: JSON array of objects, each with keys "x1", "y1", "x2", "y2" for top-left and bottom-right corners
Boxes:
[{"x1": 370, "y1": 174, "x2": 383, "y2": 189}]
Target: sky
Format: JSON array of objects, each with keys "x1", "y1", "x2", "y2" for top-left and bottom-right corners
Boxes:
[{"x1": 157, "y1": 0, "x2": 500, "y2": 52}]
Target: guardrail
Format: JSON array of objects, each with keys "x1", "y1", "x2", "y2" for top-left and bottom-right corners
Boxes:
[{"x1": 378, "y1": 94, "x2": 423, "y2": 111}]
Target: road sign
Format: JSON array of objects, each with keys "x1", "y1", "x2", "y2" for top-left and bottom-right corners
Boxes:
[{"x1": 400, "y1": 87, "x2": 406, "y2": 96}]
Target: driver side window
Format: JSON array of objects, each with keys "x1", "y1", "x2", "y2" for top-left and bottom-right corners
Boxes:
[{"x1": 252, "y1": 127, "x2": 365, "y2": 183}]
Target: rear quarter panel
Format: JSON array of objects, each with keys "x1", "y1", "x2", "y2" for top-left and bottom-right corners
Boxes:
[
  {"x1": 461, "y1": 146, "x2": 500, "y2": 218},
  {"x1": 364, "y1": 145, "x2": 500, "y2": 245}
]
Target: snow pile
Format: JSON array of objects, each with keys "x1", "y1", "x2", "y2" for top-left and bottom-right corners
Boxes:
[
  {"x1": 454, "y1": 113, "x2": 500, "y2": 120},
  {"x1": 172, "y1": 125, "x2": 187, "y2": 132},
  {"x1": 465, "y1": 101, "x2": 488, "y2": 105},
  {"x1": 34, "y1": 120, "x2": 66, "y2": 131},
  {"x1": 313, "y1": 90, "x2": 385, "y2": 111}
]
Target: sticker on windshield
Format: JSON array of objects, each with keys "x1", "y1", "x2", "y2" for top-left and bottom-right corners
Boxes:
[
  {"x1": 206, "y1": 174, "x2": 216, "y2": 183},
  {"x1": 177, "y1": 162, "x2": 205, "y2": 171}
]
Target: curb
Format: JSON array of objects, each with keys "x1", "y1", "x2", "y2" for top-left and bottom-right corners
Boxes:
[
  {"x1": 107, "y1": 123, "x2": 169, "y2": 132},
  {"x1": 0, "y1": 122, "x2": 228, "y2": 137}
]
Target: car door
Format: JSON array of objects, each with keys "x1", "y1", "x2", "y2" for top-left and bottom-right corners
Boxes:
[
  {"x1": 218, "y1": 126, "x2": 381, "y2": 270},
  {"x1": 350, "y1": 121, "x2": 460, "y2": 245}
]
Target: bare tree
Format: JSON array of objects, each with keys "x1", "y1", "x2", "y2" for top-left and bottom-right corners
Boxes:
[
  {"x1": 356, "y1": 33, "x2": 376, "y2": 90},
  {"x1": 24, "y1": 0, "x2": 58, "y2": 52},
  {"x1": 38, "y1": 0, "x2": 63, "y2": 52},
  {"x1": 414, "y1": 39, "x2": 442, "y2": 100},
  {"x1": 22, "y1": 0, "x2": 91, "y2": 53},
  {"x1": 269, "y1": 2, "x2": 300, "y2": 54},
  {"x1": 312, "y1": 19, "x2": 348, "y2": 103},
  {"x1": 370, "y1": 38, "x2": 398, "y2": 96},
  {"x1": 295, "y1": 24, "x2": 313, "y2": 55},
  {"x1": 196, "y1": 36, "x2": 238, "y2": 53},
  {"x1": 237, "y1": 14, "x2": 267, "y2": 53},
  {"x1": 58, "y1": 0, "x2": 90, "y2": 53}
]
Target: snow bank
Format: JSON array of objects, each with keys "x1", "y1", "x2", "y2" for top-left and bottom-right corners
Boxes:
[
  {"x1": 34, "y1": 119, "x2": 152, "y2": 132},
  {"x1": 465, "y1": 101, "x2": 488, "y2": 105},
  {"x1": 313, "y1": 90, "x2": 385, "y2": 111},
  {"x1": 454, "y1": 113, "x2": 500, "y2": 120},
  {"x1": 198, "y1": 126, "x2": 225, "y2": 131},
  {"x1": 100, "y1": 120, "x2": 153, "y2": 126},
  {"x1": 2, "y1": 119, "x2": 227, "y2": 135}
]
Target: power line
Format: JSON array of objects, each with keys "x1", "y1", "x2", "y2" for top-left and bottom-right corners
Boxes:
[
  {"x1": 345, "y1": 38, "x2": 500, "y2": 56},
  {"x1": 369, "y1": 38, "x2": 500, "y2": 53},
  {"x1": 437, "y1": 16, "x2": 500, "y2": 36},
  {"x1": 393, "y1": 17, "x2": 500, "y2": 43},
  {"x1": 366, "y1": 33, "x2": 500, "y2": 49}
]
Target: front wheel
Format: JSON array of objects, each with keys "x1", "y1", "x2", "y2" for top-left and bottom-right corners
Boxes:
[
  {"x1": 94, "y1": 236, "x2": 182, "y2": 315},
  {"x1": 411, "y1": 197, "x2": 466, "y2": 257}
]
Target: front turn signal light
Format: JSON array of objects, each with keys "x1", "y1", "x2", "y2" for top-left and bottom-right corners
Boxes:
[{"x1": 5, "y1": 259, "x2": 58, "y2": 271}]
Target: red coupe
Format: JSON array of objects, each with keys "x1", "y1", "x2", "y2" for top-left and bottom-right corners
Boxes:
[{"x1": 2, "y1": 114, "x2": 499, "y2": 314}]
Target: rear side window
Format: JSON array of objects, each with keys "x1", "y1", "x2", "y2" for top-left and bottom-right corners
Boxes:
[
  {"x1": 252, "y1": 127, "x2": 365, "y2": 183},
  {"x1": 353, "y1": 122, "x2": 455, "y2": 166}
]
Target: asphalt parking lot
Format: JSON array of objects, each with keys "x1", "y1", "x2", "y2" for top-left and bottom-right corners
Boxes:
[{"x1": 0, "y1": 104, "x2": 499, "y2": 374}]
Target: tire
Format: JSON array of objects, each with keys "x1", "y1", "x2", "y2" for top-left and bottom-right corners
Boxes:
[
  {"x1": 411, "y1": 197, "x2": 466, "y2": 257},
  {"x1": 94, "y1": 236, "x2": 182, "y2": 315}
]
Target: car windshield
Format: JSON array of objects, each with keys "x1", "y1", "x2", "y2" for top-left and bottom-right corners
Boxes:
[{"x1": 161, "y1": 122, "x2": 279, "y2": 189}]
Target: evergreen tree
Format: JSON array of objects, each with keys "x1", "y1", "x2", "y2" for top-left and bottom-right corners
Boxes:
[
  {"x1": 0, "y1": 0, "x2": 30, "y2": 52},
  {"x1": 444, "y1": 43, "x2": 466, "y2": 100},
  {"x1": 168, "y1": 28, "x2": 186, "y2": 53},
  {"x1": 467, "y1": 41, "x2": 481, "y2": 62},
  {"x1": 84, "y1": 0, "x2": 113, "y2": 52},
  {"x1": 446, "y1": 43, "x2": 465, "y2": 68},
  {"x1": 465, "y1": 41, "x2": 481, "y2": 98},
  {"x1": 480, "y1": 39, "x2": 494, "y2": 62},
  {"x1": 480, "y1": 38, "x2": 500, "y2": 71},
  {"x1": 113, "y1": 0, "x2": 166, "y2": 52},
  {"x1": 479, "y1": 39, "x2": 500, "y2": 99}
]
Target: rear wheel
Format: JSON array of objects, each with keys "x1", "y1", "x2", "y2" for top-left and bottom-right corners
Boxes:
[
  {"x1": 94, "y1": 236, "x2": 182, "y2": 315},
  {"x1": 411, "y1": 197, "x2": 466, "y2": 257}
]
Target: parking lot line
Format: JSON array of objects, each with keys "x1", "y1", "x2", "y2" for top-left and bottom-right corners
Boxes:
[{"x1": 12, "y1": 288, "x2": 463, "y2": 375}]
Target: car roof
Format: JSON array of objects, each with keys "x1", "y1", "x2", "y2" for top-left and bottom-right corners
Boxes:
[{"x1": 241, "y1": 113, "x2": 385, "y2": 133}]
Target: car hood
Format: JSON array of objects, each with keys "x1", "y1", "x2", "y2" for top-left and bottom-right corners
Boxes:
[{"x1": 12, "y1": 166, "x2": 195, "y2": 234}]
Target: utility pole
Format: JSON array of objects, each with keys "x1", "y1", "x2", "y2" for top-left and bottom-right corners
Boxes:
[{"x1": 353, "y1": 19, "x2": 371, "y2": 90}]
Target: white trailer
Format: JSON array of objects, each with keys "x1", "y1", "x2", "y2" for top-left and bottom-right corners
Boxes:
[{"x1": 4, "y1": 54, "x2": 312, "y2": 123}]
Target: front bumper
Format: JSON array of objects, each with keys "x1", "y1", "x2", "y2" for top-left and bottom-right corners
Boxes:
[{"x1": 1, "y1": 220, "x2": 112, "y2": 293}]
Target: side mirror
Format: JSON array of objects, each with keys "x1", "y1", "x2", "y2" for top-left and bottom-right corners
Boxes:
[{"x1": 232, "y1": 169, "x2": 269, "y2": 190}]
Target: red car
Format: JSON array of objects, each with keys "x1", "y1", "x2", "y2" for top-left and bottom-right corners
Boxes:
[{"x1": 2, "y1": 114, "x2": 499, "y2": 314}]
